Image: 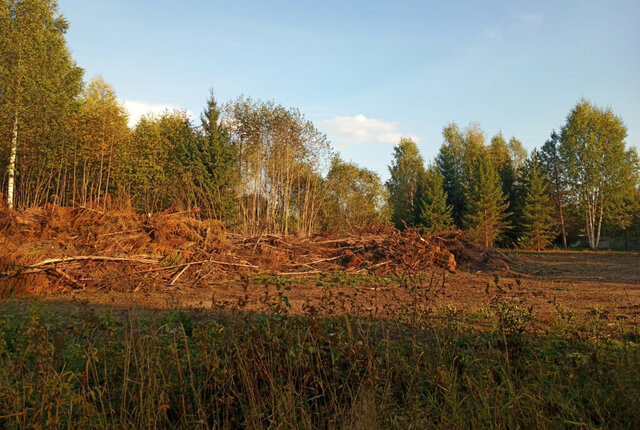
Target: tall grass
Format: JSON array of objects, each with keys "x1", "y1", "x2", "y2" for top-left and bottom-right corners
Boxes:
[{"x1": 1, "y1": 276, "x2": 639, "y2": 428}]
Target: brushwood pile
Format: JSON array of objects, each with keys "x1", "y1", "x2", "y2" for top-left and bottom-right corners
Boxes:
[{"x1": 0, "y1": 202, "x2": 510, "y2": 294}]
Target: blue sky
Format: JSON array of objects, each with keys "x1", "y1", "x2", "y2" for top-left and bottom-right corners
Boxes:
[{"x1": 59, "y1": 0, "x2": 640, "y2": 180}]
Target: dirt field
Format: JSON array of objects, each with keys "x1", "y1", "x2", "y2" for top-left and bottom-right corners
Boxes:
[{"x1": 17, "y1": 251, "x2": 635, "y2": 325}]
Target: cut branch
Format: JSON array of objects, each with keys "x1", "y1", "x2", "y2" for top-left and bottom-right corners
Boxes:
[{"x1": 1, "y1": 255, "x2": 161, "y2": 278}]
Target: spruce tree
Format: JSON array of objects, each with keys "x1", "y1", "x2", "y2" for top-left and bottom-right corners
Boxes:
[
  {"x1": 488, "y1": 134, "x2": 519, "y2": 245},
  {"x1": 519, "y1": 157, "x2": 556, "y2": 251},
  {"x1": 172, "y1": 89, "x2": 238, "y2": 221},
  {"x1": 386, "y1": 138, "x2": 426, "y2": 229},
  {"x1": 539, "y1": 130, "x2": 569, "y2": 248},
  {"x1": 417, "y1": 166, "x2": 453, "y2": 232},
  {"x1": 464, "y1": 154, "x2": 510, "y2": 248},
  {"x1": 436, "y1": 123, "x2": 465, "y2": 226}
]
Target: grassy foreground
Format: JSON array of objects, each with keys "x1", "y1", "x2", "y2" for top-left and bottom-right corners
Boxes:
[{"x1": 1, "y1": 295, "x2": 639, "y2": 429}]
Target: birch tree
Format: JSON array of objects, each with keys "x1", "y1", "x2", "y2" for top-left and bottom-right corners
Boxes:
[
  {"x1": 225, "y1": 97, "x2": 331, "y2": 235},
  {"x1": 559, "y1": 99, "x2": 639, "y2": 250},
  {"x1": 324, "y1": 156, "x2": 388, "y2": 232},
  {"x1": 0, "y1": 0, "x2": 82, "y2": 209},
  {"x1": 72, "y1": 77, "x2": 129, "y2": 206},
  {"x1": 121, "y1": 110, "x2": 194, "y2": 213}
]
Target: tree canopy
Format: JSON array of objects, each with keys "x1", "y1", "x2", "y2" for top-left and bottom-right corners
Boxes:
[
  {"x1": 1, "y1": 0, "x2": 83, "y2": 208},
  {"x1": 386, "y1": 138, "x2": 426, "y2": 229},
  {"x1": 559, "y1": 99, "x2": 639, "y2": 250},
  {"x1": 1, "y1": 1, "x2": 639, "y2": 249}
]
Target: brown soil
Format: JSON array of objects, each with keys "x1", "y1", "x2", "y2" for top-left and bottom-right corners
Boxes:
[
  {"x1": 40, "y1": 254, "x2": 640, "y2": 322},
  {"x1": 1, "y1": 203, "x2": 639, "y2": 322}
]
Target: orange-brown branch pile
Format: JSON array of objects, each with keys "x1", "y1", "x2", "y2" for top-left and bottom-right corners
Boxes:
[{"x1": 0, "y1": 203, "x2": 510, "y2": 294}]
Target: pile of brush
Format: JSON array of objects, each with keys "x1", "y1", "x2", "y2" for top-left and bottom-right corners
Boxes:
[
  {"x1": 0, "y1": 202, "x2": 510, "y2": 295},
  {"x1": 232, "y1": 226, "x2": 458, "y2": 275}
]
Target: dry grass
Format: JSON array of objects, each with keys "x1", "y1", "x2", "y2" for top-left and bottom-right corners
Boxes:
[{"x1": 1, "y1": 272, "x2": 639, "y2": 428}]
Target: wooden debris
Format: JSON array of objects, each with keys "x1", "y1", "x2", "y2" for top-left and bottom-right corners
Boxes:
[{"x1": 0, "y1": 204, "x2": 511, "y2": 294}]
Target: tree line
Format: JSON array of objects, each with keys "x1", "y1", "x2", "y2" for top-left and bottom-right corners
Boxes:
[
  {"x1": 387, "y1": 108, "x2": 640, "y2": 250},
  {"x1": 2, "y1": 0, "x2": 639, "y2": 249}
]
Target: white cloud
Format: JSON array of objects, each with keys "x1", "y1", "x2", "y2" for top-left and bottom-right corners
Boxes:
[
  {"x1": 519, "y1": 14, "x2": 542, "y2": 25},
  {"x1": 319, "y1": 114, "x2": 419, "y2": 148},
  {"x1": 121, "y1": 100, "x2": 194, "y2": 127},
  {"x1": 480, "y1": 26, "x2": 505, "y2": 43}
]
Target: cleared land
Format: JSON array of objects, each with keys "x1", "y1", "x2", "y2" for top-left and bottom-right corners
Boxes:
[
  {"x1": 1, "y1": 205, "x2": 640, "y2": 428},
  {"x1": 12, "y1": 251, "x2": 634, "y2": 331},
  {"x1": 1, "y1": 204, "x2": 639, "y2": 322}
]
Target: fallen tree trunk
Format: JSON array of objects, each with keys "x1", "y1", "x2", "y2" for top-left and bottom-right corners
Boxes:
[{"x1": 1, "y1": 255, "x2": 161, "y2": 277}]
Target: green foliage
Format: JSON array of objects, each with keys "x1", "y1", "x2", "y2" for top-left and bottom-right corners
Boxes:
[
  {"x1": 157, "y1": 90, "x2": 240, "y2": 222},
  {"x1": 387, "y1": 138, "x2": 426, "y2": 229},
  {"x1": 161, "y1": 310, "x2": 194, "y2": 336},
  {"x1": 488, "y1": 134, "x2": 520, "y2": 246},
  {"x1": 1, "y1": 2, "x2": 639, "y2": 245},
  {"x1": 436, "y1": 123, "x2": 466, "y2": 227},
  {"x1": 191, "y1": 89, "x2": 238, "y2": 222},
  {"x1": 488, "y1": 134, "x2": 513, "y2": 184},
  {"x1": 0, "y1": 0, "x2": 83, "y2": 208},
  {"x1": 464, "y1": 153, "x2": 510, "y2": 248},
  {"x1": 605, "y1": 183, "x2": 640, "y2": 249},
  {"x1": 436, "y1": 123, "x2": 489, "y2": 229},
  {"x1": 72, "y1": 77, "x2": 130, "y2": 206},
  {"x1": 416, "y1": 165, "x2": 453, "y2": 232},
  {"x1": 539, "y1": 130, "x2": 569, "y2": 248},
  {"x1": 324, "y1": 156, "x2": 389, "y2": 231},
  {"x1": 121, "y1": 110, "x2": 195, "y2": 213},
  {"x1": 507, "y1": 137, "x2": 527, "y2": 172},
  {"x1": 560, "y1": 99, "x2": 640, "y2": 250},
  {"x1": 518, "y1": 155, "x2": 556, "y2": 251},
  {"x1": 226, "y1": 96, "x2": 332, "y2": 235}
]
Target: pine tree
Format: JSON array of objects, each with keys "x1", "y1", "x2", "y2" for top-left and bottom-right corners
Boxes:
[
  {"x1": 464, "y1": 154, "x2": 510, "y2": 248},
  {"x1": 519, "y1": 157, "x2": 556, "y2": 251},
  {"x1": 417, "y1": 166, "x2": 453, "y2": 232}
]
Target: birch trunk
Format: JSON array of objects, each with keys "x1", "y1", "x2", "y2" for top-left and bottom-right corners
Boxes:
[
  {"x1": 595, "y1": 203, "x2": 603, "y2": 250},
  {"x1": 559, "y1": 205, "x2": 567, "y2": 248},
  {"x1": 7, "y1": 112, "x2": 19, "y2": 210}
]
